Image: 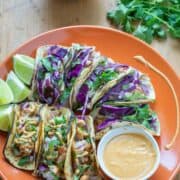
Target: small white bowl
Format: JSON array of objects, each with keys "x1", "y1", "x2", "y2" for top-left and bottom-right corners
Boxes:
[{"x1": 97, "y1": 125, "x2": 160, "y2": 180}]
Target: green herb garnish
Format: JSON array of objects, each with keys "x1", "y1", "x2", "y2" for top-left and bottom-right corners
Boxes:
[
  {"x1": 122, "y1": 104, "x2": 156, "y2": 129},
  {"x1": 86, "y1": 136, "x2": 91, "y2": 144},
  {"x1": 92, "y1": 70, "x2": 118, "y2": 90},
  {"x1": 74, "y1": 165, "x2": 90, "y2": 180},
  {"x1": 59, "y1": 87, "x2": 71, "y2": 104},
  {"x1": 48, "y1": 139, "x2": 60, "y2": 149},
  {"x1": 54, "y1": 116, "x2": 66, "y2": 125},
  {"x1": 45, "y1": 126, "x2": 51, "y2": 133},
  {"x1": 18, "y1": 156, "x2": 31, "y2": 166},
  {"x1": 41, "y1": 57, "x2": 52, "y2": 72},
  {"x1": 124, "y1": 91, "x2": 146, "y2": 101},
  {"x1": 26, "y1": 124, "x2": 36, "y2": 131},
  {"x1": 107, "y1": 0, "x2": 180, "y2": 43}
]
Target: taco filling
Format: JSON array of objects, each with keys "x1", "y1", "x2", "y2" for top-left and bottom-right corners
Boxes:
[
  {"x1": 4, "y1": 102, "x2": 43, "y2": 170},
  {"x1": 74, "y1": 57, "x2": 131, "y2": 114},
  {"x1": 93, "y1": 104, "x2": 160, "y2": 140},
  {"x1": 62, "y1": 44, "x2": 98, "y2": 105},
  {"x1": 98, "y1": 69, "x2": 155, "y2": 105},
  {"x1": 35, "y1": 106, "x2": 72, "y2": 179},
  {"x1": 32, "y1": 54, "x2": 65, "y2": 105},
  {"x1": 72, "y1": 117, "x2": 100, "y2": 179}
]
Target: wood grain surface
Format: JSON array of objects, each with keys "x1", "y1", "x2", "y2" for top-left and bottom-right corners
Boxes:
[
  {"x1": 0, "y1": 1, "x2": 179, "y2": 179},
  {"x1": 0, "y1": 0, "x2": 180, "y2": 75}
]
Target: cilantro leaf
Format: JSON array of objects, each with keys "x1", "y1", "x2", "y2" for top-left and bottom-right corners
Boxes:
[
  {"x1": 107, "y1": 0, "x2": 180, "y2": 43},
  {"x1": 54, "y1": 116, "x2": 66, "y2": 125},
  {"x1": 122, "y1": 104, "x2": 156, "y2": 130},
  {"x1": 41, "y1": 57, "x2": 52, "y2": 72},
  {"x1": 59, "y1": 87, "x2": 71, "y2": 104},
  {"x1": 133, "y1": 25, "x2": 153, "y2": 43},
  {"x1": 18, "y1": 156, "x2": 31, "y2": 166},
  {"x1": 92, "y1": 70, "x2": 118, "y2": 90}
]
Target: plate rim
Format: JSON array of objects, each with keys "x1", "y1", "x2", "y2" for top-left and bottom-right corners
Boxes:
[{"x1": 0, "y1": 25, "x2": 179, "y2": 79}]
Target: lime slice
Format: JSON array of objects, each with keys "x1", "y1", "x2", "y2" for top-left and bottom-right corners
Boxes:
[
  {"x1": 13, "y1": 54, "x2": 35, "y2": 85},
  {"x1": 0, "y1": 79, "x2": 14, "y2": 105},
  {"x1": 6, "y1": 71, "x2": 31, "y2": 103},
  {"x1": 0, "y1": 104, "x2": 14, "y2": 132}
]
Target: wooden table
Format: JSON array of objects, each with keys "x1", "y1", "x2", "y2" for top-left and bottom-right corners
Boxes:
[{"x1": 0, "y1": 0, "x2": 179, "y2": 179}]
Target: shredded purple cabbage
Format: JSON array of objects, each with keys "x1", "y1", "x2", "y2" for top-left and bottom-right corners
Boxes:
[
  {"x1": 20, "y1": 102, "x2": 30, "y2": 110},
  {"x1": 66, "y1": 47, "x2": 93, "y2": 81},
  {"x1": 75, "y1": 60, "x2": 128, "y2": 109},
  {"x1": 48, "y1": 45, "x2": 68, "y2": 60},
  {"x1": 97, "y1": 118, "x2": 118, "y2": 130},
  {"x1": 52, "y1": 71, "x2": 60, "y2": 80},
  {"x1": 39, "y1": 164, "x2": 48, "y2": 172},
  {"x1": 75, "y1": 48, "x2": 92, "y2": 64},
  {"x1": 67, "y1": 64, "x2": 83, "y2": 79},
  {"x1": 140, "y1": 83, "x2": 149, "y2": 95},
  {"x1": 37, "y1": 76, "x2": 60, "y2": 105},
  {"x1": 149, "y1": 117, "x2": 157, "y2": 131},
  {"x1": 100, "y1": 71, "x2": 141, "y2": 103},
  {"x1": 99, "y1": 104, "x2": 135, "y2": 117},
  {"x1": 76, "y1": 84, "x2": 89, "y2": 104},
  {"x1": 35, "y1": 56, "x2": 64, "y2": 105}
]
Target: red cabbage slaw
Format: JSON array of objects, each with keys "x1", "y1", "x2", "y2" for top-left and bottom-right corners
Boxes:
[
  {"x1": 75, "y1": 58, "x2": 129, "y2": 116},
  {"x1": 99, "y1": 70, "x2": 151, "y2": 104},
  {"x1": 96, "y1": 104, "x2": 159, "y2": 133},
  {"x1": 35, "y1": 55, "x2": 65, "y2": 105}
]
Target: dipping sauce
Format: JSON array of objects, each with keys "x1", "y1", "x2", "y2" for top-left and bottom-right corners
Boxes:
[{"x1": 103, "y1": 133, "x2": 157, "y2": 179}]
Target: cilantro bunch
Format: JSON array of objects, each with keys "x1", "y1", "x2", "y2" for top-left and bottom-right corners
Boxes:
[{"x1": 107, "y1": 0, "x2": 180, "y2": 43}]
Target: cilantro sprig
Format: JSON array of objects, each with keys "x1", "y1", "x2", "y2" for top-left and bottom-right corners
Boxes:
[
  {"x1": 122, "y1": 104, "x2": 156, "y2": 130},
  {"x1": 91, "y1": 70, "x2": 118, "y2": 90},
  {"x1": 107, "y1": 0, "x2": 180, "y2": 43}
]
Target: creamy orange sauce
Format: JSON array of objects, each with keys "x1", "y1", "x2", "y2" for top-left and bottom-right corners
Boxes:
[{"x1": 103, "y1": 134, "x2": 157, "y2": 179}]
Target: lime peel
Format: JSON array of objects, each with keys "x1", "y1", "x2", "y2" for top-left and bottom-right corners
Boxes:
[
  {"x1": 6, "y1": 71, "x2": 31, "y2": 103},
  {"x1": 0, "y1": 104, "x2": 14, "y2": 132},
  {"x1": 13, "y1": 54, "x2": 35, "y2": 85},
  {"x1": 0, "y1": 79, "x2": 14, "y2": 105}
]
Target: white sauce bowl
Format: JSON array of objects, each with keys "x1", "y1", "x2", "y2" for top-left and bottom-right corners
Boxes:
[{"x1": 97, "y1": 125, "x2": 160, "y2": 180}]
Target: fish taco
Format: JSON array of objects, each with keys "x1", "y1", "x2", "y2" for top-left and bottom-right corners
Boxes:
[
  {"x1": 34, "y1": 105, "x2": 74, "y2": 179},
  {"x1": 4, "y1": 102, "x2": 43, "y2": 170},
  {"x1": 97, "y1": 69, "x2": 155, "y2": 106},
  {"x1": 92, "y1": 104, "x2": 160, "y2": 140},
  {"x1": 66, "y1": 43, "x2": 101, "y2": 107},
  {"x1": 71, "y1": 116, "x2": 101, "y2": 180},
  {"x1": 71, "y1": 57, "x2": 133, "y2": 115},
  {"x1": 30, "y1": 45, "x2": 70, "y2": 105}
]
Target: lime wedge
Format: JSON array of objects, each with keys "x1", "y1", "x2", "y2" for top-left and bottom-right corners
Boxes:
[
  {"x1": 0, "y1": 79, "x2": 14, "y2": 105},
  {"x1": 6, "y1": 71, "x2": 31, "y2": 103},
  {"x1": 0, "y1": 104, "x2": 14, "y2": 132},
  {"x1": 13, "y1": 54, "x2": 35, "y2": 85}
]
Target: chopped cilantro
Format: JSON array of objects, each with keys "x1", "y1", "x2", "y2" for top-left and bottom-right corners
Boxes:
[
  {"x1": 54, "y1": 116, "x2": 66, "y2": 125},
  {"x1": 124, "y1": 91, "x2": 146, "y2": 101},
  {"x1": 18, "y1": 156, "x2": 31, "y2": 166},
  {"x1": 45, "y1": 126, "x2": 51, "y2": 133},
  {"x1": 60, "y1": 87, "x2": 71, "y2": 104},
  {"x1": 41, "y1": 57, "x2": 52, "y2": 72},
  {"x1": 122, "y1": 104, "x2": 154, "y2": 129},
  {"x1": 86, "y1": 136, "x2": 91, "y2": 144},
  {"x1": 26, "y1": 124, "x2": 36, "y2": 131},
  {"x1": 122, "y1": 84, "x2": 129, "y2": 90},
  {"x1": 48, "y1": 139, "x2": 60, "y2": 149},
  {"x1": 71, "y1": 59, "x2": 81, "y2": 68},
  {"x1": 74, "y1": 165, "x2": 90, "y2": 179},
  {"x1": 92, "y1": 70, "x2": 118, "y2": 90}
]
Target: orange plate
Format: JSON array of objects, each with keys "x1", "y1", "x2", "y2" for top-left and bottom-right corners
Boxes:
[{"x1": 0, "y1": 26, "x2": 179, "y2": 180}]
